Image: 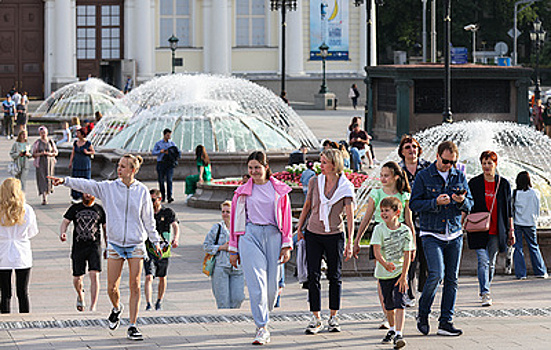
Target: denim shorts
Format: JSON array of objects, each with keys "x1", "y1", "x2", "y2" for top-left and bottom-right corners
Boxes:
[{"x1": 107, "y1": 242, "x2": 147, "y2": 260}]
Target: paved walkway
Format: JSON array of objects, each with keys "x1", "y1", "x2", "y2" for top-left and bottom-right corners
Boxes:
[{"x1": 0, "y1": 112, "x2": 550, "y2": 349}]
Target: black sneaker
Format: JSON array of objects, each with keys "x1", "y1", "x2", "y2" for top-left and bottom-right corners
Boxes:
[
  {"x1": 108, "y1": 304, "x2": 123, "y2": 330},
  {"x1": 394, "y1": 334, "x2": 406, "y2": 349},
  {"x1": 437, "y1": 321, "x2": 463, "y2": 336},
  {"x1": 416, "y1": 316, "x2": 429, "y2": 335},
  {"x1": 381, "y1": 330, "x2": 396, "y2": 344},
  {"x1": 155, "y1": 299, "x2": 162, "y2": 310},
  {"x1": 145, "y1": 302, "x2": 152, "y2": 311},
  {"x1": 127, "y1": 326, "x2": 143, "y2": 341},
  {"x1": 167, "y1": 198, "x2": 174, "y2": 203}
]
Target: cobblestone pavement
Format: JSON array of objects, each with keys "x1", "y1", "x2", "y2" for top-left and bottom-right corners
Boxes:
[{"x1": 0, "y1": 112, "x2": 549, "y2": 349}]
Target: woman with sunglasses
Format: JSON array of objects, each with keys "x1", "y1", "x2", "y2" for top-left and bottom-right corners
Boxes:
[
  {"x1": 397, "y1": 136, "x2": 430, "y2": 308},
  {"x1": 466, "y1": 151, "x2": 514, "y2": 307}
]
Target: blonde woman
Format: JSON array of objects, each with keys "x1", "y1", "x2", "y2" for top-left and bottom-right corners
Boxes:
[
  {"x1": 49, "y1": 154, "x2": 161, "y2": 341},
  {"x1": 0, "y1": 178, "x2": 39, "y2": 313}
]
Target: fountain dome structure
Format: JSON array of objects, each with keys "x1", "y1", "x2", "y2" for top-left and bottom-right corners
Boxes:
[
  {"x1": 33, "y1": 78, "x2": 124, "y2": 121},
  {"x1": 355, "y1": 121, "x2": 551, "y2": 228},
  {"x1": 87, "y1": 74, "x2": 318, "y2": 152}
]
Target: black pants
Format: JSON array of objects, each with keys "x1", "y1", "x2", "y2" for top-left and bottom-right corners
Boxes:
[
  {"x1": 305, "y1": 230, "x2": 344, "y2": 312},
  {"x1": 0, "y1": 268, "x2": 31, "y2": 313},
  {"x1": 407, "y1": 232, "x2": 428, "y2": 299}
]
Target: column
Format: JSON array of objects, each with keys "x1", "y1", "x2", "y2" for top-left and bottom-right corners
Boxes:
[
  {"x1": 134, "y1": 0, "x2": 154, "y2": 84},
  {"x1": 44, "y1": 0, "x2": 55, "y2": 96},
  {"x1": 395, "y1": 79, "x2": 413, "y2": 140},
  {"x1": 370, "y1": 0, "x2": 377, "y2": 66},
  {"x1": 124, "y1": 0, "x2": 135, "y2": 60},
  {"x1": 287, "y1": 1, "x2": 304, "y2": 76},
  {"x1": 516, "y1": 78, "x2": 531, "y2": 125},
  {"x1": 358, "y1": 2, "x2": 367, "y2": 74},
  {"x1": 52, "y1": 0, "x2": 77, "y2": 90},
  {"x1": 202, "y1": 0, "x2": 212, "y2": 72},
  {"x1": 210, "y1": 0, "x2": 230, "y2": 75}
]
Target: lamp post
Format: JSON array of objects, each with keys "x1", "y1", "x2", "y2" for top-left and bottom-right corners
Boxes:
[
  {"x1": 530, "y1": 18, "x2": 546, "y2": 101},
  {"x1": 270, "y1": 0, "x2": 297, "y2": 96},
  {"x1": 514, "y1": 0, "x2": 541, "y2": 66},
  {"x1": 319, "y1": 43, "x2": 329, "y2": 94},
  {"x1": 168, "y1": 34, "x2": 179, "y2": 74},
  {"x1": 442, "y1": 0, "x2": 453, "y2": 124},
  {"x1": 464, "y1": 24, "x2": 479, "y2": 63}
]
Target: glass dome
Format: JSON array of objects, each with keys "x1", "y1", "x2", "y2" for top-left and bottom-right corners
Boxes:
[
  {"x1": 88, "y1": 74, "x2": 318, "y2": 150},
  {"x1": 100, "y1": 101, "x2": 299, "y2": 152},
  {"x1": 34, "y1": 78, "x2": 124, "y2": 120}
]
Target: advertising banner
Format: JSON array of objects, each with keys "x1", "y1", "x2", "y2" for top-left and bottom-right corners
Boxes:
[{"x1": 310, "y1": 0, "x2": 349, "y2": 61}]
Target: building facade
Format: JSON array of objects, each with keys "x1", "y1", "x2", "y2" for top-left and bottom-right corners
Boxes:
[{"x1": 0, "y1": 0, "x2": 370, "y2": 98}]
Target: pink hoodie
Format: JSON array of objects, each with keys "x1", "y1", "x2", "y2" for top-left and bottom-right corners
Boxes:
[{"x1": 229, "y1": 177, "x2": 293, "y2": 252}]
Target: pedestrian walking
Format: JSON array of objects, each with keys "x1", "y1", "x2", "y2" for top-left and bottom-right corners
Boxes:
[
  {"x1": 152, "y1": 128, "x2": 180, "y2": 203},
  {"x1": 409, "y1": 141, "x2": 473, "y2": 337},
  {"x1": 348, "y1": 84, "x2": 360, "y2": 109},
  {"x1": 203, "y1": 200, "x2": 245, "y2": 309},
  {"x1": 0, "y1": 178, "x2": 39, "y2": 314},
  {"x1": 9, "y1": 130, "x2": 33, "y2": 192},
  {"x1": 466, "y1": 151, "x2": 514, "y2": 307},
  {"x1": 542, "y1": 100, "x2": 551, "y2": 138},
  {"x1": 59, "y1": 193, "x2": 106, "y2": 312},
  {"x1": 69, "y1": 128, "x2": 95, "y2": 203},
  {"x1": 295, "y1": 148, "x2": 355, "y2": 335},
  {"x1": 144, "y1": 189, "x2": 180, "y2": 311},
  {"x1": 185, "y1": 145, "x2": 211, "y2": 200},
  {"x1": 398, "y1": 135, "x2": 431, "y2": 306},
  {"x1": 512, "y1": 171, "x2": 548, "y2": 279},
  {"x1": 2, "y1": 95, "x2": 15, "y2": 139},
  {"x1": 532, "y1": 99, "x2": 544, "y2": 132},
  {"x1": 32, "y1": 126, "x2": 58, "y2": 205},
  {"x1": 48, "y1": 154, "x2": 162, "y2": 341},
  {"x1": 229, "y1": 151, "x2": 293, "y2": 345},
  {"x1": 372, "y1": 197, "x2": 414, "y2": 349}
]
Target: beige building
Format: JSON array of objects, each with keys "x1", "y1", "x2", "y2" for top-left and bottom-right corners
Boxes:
[{"x1": 0, "y1": 0, "x2": 372, "y2": 98}]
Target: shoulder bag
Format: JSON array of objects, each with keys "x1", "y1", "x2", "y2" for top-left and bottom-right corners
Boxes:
[
  {"x1": 202, "y1": 224, "x2": 222, "y2": 277},
  {"x1": 464, "y1": 177, "x2": 501, "y2": 233}
]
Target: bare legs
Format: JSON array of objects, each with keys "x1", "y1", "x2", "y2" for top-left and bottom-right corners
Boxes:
[
  {"x1": 73, "y1": 270, "x2": 100, "y2": 311},
  {"x1": 145, "y1": 275, "x2": 167, "y2": 305}
]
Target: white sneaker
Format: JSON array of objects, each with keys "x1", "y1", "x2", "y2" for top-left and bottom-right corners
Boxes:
[
  {"x1": 536, "y1": 273, "x2": 549, "y2": 279},
  {"x1": 305, "y1": 316, "x2": 323, "y2": 334},
  {"x1": 404, "y1": 296, "x2": 416, "y2": 307},
  {"x1": 327, "y1": 315, "x2": 341, "y2": 332},
  {"x1": 252, "y1": 327, "x2": 270, "y2": 345},
  {"x1": 481, "y1": 293, "x2": 492, "y2": 307}
]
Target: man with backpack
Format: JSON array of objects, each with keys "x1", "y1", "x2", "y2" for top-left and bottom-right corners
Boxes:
[{"x1": 152, "y1": 128, "x2": 181, "y2": 203}]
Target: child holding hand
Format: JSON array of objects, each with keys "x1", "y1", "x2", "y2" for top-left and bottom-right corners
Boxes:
[{"x1": 371, "y1": 197, "x2": 415, "y2": 349}]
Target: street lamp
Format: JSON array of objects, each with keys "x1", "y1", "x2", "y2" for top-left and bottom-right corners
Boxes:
[
  {"x1": 530, "y1": 18, "x2": 546, "y2": 101},
  {"x1": 318, "y1": 43, "x2": 329, "y2": 94},
  {"x1": 464, "y1": 24, "x2": 479, "y2": 63},
  {"x1": 442, "y1": 0, "x2": 453, "y2": 124},
  {"x1": 270, "y1": 0, "x2": 297, "y2": 96},
  {"x1": 513, "y1": 0, "x2": 541, "y2": 66},
  {"x1": 168, "y1": 34, "x2": 179, "y2": 74}
]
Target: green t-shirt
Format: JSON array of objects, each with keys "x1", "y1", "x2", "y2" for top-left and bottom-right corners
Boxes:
[
  {"x1": 368, "y1": 188, "x2": 410, "y2": 223},
  {"x1": 198, "y1": 159, "x2": 212, "y2": 182},
  {"x1": 370, "y1": 223, "x2": 414, "y2": 280}
]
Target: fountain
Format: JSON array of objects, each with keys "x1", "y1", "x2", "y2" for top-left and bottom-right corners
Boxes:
[{"x1": 350, "y1": 120, "x2": 551, "y2": 275}]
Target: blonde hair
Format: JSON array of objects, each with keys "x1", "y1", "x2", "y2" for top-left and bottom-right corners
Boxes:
[
  {"x1": 0, "y1": 178, "x2": 26, "y2": 227},
  {"x1": 321, "y1": 148, "x2": 344, "y2": 175},
  {"x1": 122, "y1": 154, "x2": 144, "y2": 173},
  {"x1": 220, "y1": 200, "x2": 232, "y2": 209},
  {"x1": 71, "y1": 117, "x2": 80, "y2": 126}
]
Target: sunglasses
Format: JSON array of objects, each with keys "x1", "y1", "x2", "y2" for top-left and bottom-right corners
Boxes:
[
  {"x1": 441, "y1": 158, "x2": 457, "y2": 165},
  {"x1": 404, "y1": 145, "x2": 418, "y2": 150}
]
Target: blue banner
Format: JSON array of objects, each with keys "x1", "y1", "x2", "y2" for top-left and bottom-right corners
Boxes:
[{"x1": 310, "y1": 0, "x2": 349, "y2": 61}]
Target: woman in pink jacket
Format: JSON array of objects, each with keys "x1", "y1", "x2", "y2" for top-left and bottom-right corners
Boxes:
[{"x1": 229, "y1": 151, "x2": 293, "y2": 345}]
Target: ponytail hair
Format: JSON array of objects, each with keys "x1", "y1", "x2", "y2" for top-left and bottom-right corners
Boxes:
[
  {"x1": 122, "y1": 153, "x2": 144, "y2": 173},
  {"x1": 382, "y1": 161, "x2": 411, "y2": 194}
]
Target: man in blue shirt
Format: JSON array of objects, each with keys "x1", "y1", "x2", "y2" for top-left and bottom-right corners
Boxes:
[
  {"x1": 409, "y1": 141, "x2": 473, "y2": 337},
  {"x1": 152, "y1": 128, "x2": 179, "y2": 203},
  {"x1": 2, "y1": 95, "x2": 15, "y2": 139}
]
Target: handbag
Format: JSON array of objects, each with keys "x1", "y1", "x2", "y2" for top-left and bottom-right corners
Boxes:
[
  {"x1": 7, "y1": 161, "x2": 20, "y2": 176},
  {"x1": 202, "y1": 224, "x2": 222, "y2": 277},
  {"x1": 464, "y1": 177, "x2": 501, "y2": 233}
]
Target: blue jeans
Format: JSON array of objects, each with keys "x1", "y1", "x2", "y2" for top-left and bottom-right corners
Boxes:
[
  {"x1": 211, "y1": 265, "x2": 245, "y2": 309},
  {"x1": 476, "y1": 235, "x2": 499, "y2": 295},
  {"x1": 513, "y1": 225, "x2": 548, "y2": 278},
  {"x1": 156, "y1": 162, "x2": 174, "y2": 200},
  {"x1": 239, "y1": 224, "x2": 282, "y2": 328},
  {"x1": 349, "y1": 147, "x2": 366, "y2": 172},
  {"x1": 418, "y1": 235, "x2": 462, "y2": 323}
]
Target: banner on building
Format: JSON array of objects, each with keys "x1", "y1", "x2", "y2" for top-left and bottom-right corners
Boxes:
[{"x1": 310, "y1": 0, "x2": 349, "y2": 61}]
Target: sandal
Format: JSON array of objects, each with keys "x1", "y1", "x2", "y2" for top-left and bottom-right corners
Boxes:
[{"x1": 76, "y1": 295, "x2": 85, "y2": 312}]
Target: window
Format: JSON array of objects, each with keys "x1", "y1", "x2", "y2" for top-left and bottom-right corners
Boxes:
[
  {"x1": 76, "y1": 4, "x2": 122, "y2": 60},
  {"x1": 100, "y1": 5, "x2": 121, "y2": 59},
  {"x1": 76, "y1": 5, "x2": 96, "y2": 59},
  {"x1": 159, "y1": 0, "x2": 191, "y2": 47},
  {"x1": 235, "y1": 0, "x2": 266, "y2": 47}
]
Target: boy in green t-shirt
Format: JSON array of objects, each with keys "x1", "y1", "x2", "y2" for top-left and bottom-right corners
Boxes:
[{"x1": 371, "y1": 197, "x2": 415, "y2": 349}]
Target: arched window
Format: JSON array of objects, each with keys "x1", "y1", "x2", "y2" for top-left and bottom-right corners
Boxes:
[
  {"x1": 235, "y1": 0, "x2": 266, "y2": 47},
  {"x1": 159, "y1": 0, "x2": 191, "y2": 47}
]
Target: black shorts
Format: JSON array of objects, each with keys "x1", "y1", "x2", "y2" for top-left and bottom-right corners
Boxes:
[
  {"x1": 379, "y1": 276, "x2": 406, "y2": 311},
  {"x1": 143, "y1": 251, "x2": 169, "y2": 278},
  {"x1": 71, "y1": 245, "x2": 102, "y2": 276}
]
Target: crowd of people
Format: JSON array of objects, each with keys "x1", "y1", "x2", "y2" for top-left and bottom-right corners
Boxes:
[{"x1": 1, "y1": 114, "x2": 549, "y2": 348}]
